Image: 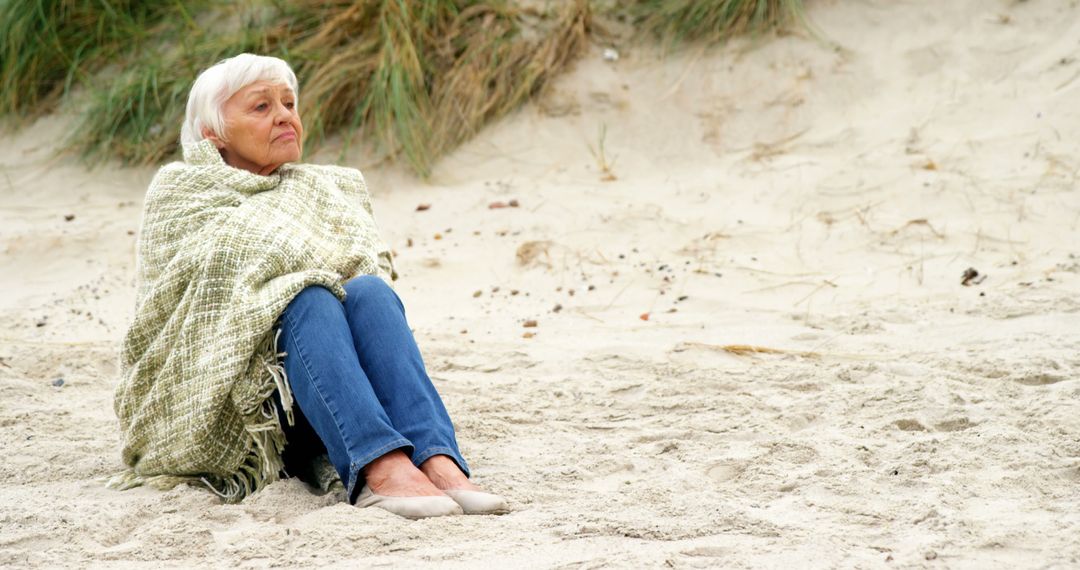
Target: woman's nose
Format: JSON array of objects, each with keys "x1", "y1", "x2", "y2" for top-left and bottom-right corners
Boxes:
[{"x1": 274, "y1": 102, "x2": 292, "y2": 122}]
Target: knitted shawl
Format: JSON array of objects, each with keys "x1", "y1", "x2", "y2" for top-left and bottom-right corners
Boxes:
[{"x1": 110, "y1": 139, "x2": 396, "y2": 502}]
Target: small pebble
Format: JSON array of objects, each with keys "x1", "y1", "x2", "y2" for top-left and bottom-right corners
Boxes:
[
  {"x1": 553, "y1": 304, "x2": 563, "y2": 313},
  {"x1": 64, "y1": 214, "x2": 75, "y2": 222},
  {"x1": 52, "y1": 378, "x2": 64, "y2": 387},
  {"x1": 416, "y1": 203, "x2": 431, "y2": 211},
  {"x1": 472, "y1": 290, "x2": 482, "y2": 298},
  {"x1": 523, "y1": 320, "x2": 538, "y2": 328}
]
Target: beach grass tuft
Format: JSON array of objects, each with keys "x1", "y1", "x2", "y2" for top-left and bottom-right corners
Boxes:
[{"x1": 632, "y1": 0, "x2": 806, "y2": 45}]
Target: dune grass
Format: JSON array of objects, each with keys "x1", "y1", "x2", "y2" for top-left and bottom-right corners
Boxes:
[
  {"x1": 290, "y1": 0, "x2": 590, "y2": 175},
  {"x1": 632, "y1": 0, "x2": 806, "y2": 44},
  {"x1": 0, "y1": 0, "x2": 804, "y2": 175},
  {"x1": 291, "y1": 0, "x2": 468, "y2": 174},
  {"x1": 0, "y1": 0, "x2": 191, "y2": 120}
]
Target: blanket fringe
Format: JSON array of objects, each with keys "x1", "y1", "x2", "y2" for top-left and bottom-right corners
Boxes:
[
  {"x1": 206, "y1": 327, "x2": 295, "y2": 503},
  {"x1": 107, "y1": 326, "x2": 298, "y2": 504},
  {"x1": 266, "y1": 327, "x2": 294, "y2": 427}
]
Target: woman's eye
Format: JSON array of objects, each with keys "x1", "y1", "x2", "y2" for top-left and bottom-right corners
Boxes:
[
  {"x1": 255, "y1": 103, "x2": 268, "y2": 111},
  {"x1": 285, "y1": 102, "x2": 294, "y2": 109}
]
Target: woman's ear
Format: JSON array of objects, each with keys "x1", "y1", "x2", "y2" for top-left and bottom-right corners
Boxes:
[{"x1": 201, "y1": 126, "x2": 226, "y2": 149}]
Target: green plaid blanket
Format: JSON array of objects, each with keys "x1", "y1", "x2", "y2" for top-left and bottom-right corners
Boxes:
[{"x1": 110, "y1": 139, "x2": 395, "y2": 501}]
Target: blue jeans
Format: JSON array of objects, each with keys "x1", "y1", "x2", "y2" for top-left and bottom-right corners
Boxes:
[{"x1": 272, "y1": 275, "x2": 469, "y2": 503}]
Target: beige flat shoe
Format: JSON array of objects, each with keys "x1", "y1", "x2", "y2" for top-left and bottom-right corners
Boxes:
[
  {"x1": 443, "y1": 489, "x2": 510, "y2": 515},
  {"x1": 354, "y1": 485, "x2": 463, "y2": 519}
]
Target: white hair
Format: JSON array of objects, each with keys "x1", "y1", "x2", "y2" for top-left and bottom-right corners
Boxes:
[{"x1": 180, "y1": 53, "x2": 299, "y2": 145}]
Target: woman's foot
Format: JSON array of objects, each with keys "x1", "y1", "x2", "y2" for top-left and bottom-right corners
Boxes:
[
  {"x1": 364, "y1": 450, "x2": 445, "y2": 496},
  {"x1": 419, "y1": 454, "x2": 481, "y2": 491},
  {"x1": 420, "y1": 455, "x2": 509, "y2": 515},
  {"x1": 356, "y1": 451, "x2": 461, "y2": 519}
]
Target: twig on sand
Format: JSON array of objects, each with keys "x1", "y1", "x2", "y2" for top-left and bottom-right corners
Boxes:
[
  {"x1": 1055, "y1": 68, "x2": 1080, "y2": 92},
  {"x1": 793, "y1": 279, "x2": 839, "y2": 306},
  {"x1": 743, "y1": 278, "x2": 836, "y2": 296},
  {"x1": 587, "y1": 123, "x2": 618, "y2": 181},
  {"x1": 749, "y1": 128, "x2": 810, "y2": 161},
  {"x1": 731, "y1": 265, "x2": 822, "y2": 277},
  {"x1": 674, "y1": 341, "x2": 821, "y2": 359},
  {"x1": 673, "y1": 341, "x2": 886, "y2": 362},
  {"x1": 660, "y1": 44, "x2": 707, "y2": 100},
  {"x1": 890, "y1": 218, "x2": 944, "y2": 239}
]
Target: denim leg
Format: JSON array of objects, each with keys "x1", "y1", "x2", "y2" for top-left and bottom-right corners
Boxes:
[
  {"x1": 276, "y1": 285, "x2": 413, "y2": 503},
  {"x1": 342, "y1": 275, "x2": 471, "y2": 477}
]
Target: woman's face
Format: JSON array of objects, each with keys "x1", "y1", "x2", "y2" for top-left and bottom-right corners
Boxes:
[{"x1": 204, "y1": 80, "x2": 303, "y2": 175}]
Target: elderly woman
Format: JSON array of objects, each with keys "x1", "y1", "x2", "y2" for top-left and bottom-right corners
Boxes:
[{"x1": 112, "y1": 53, "x2": 506, "y2": 519}]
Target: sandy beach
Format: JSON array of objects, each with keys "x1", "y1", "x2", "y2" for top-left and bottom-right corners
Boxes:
[{"x1": 2, "y1": 0, "x2": 1079, "y2": 567}]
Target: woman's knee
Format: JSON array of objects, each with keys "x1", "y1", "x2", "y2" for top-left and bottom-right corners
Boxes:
[
  {"x1": 343, "y1": 274, "x2": 400, "y2": 310},
  {"x1": 284, "y1": 285, "x2": 341, "y2": 321}
]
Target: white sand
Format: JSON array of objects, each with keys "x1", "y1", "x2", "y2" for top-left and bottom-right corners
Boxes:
[{"x1": 2, "y1": 0, "x2": 1079, "y2": 567}]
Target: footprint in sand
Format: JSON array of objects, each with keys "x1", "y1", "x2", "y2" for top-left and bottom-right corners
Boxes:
[
  {"x1": 681, "y1": 546, "x2": 729, "y2": 558},
  {"x1": 1013, "y1": 373, "x2": 1067, "y2": 386},
  {"x1": 706, "y1": 462, "x2": 744, "y2": 483},
  {"x1": 894, "y1": 419, "x2": 928, "y2": 432},
  {"x1": 934, "y1": 417, "x2": 975, "y2": 432}
]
